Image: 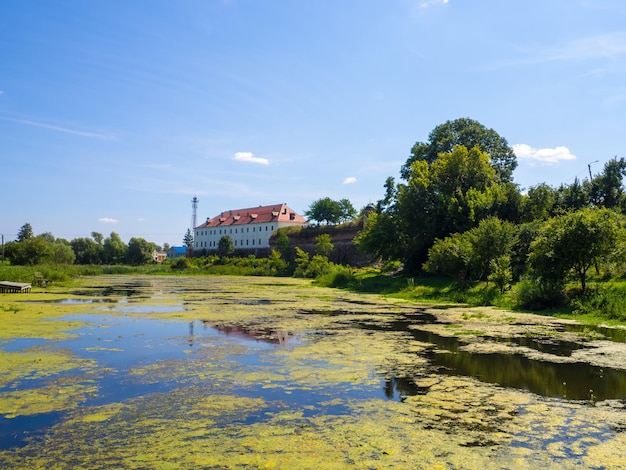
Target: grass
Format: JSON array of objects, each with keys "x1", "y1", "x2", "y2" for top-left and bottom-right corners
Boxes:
[{"x1": 3, "y1": 261, "x2": 626, "y2": 325}]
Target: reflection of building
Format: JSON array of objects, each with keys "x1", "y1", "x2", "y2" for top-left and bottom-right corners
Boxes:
[
  {"x1": 207, "y1": 322, "x2": 293, "y2": 345},
  {"x1": 193, "y1": 203, "x2": 307, "y2": 253}
]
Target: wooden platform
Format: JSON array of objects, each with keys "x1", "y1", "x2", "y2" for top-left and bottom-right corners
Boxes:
[{"x1": 0, "y1": 281, "x2": 32, "y2": 293}]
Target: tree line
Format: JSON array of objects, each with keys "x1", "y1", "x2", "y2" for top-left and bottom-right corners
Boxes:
[
  {"x1": 3, "y1": 225, "x2": 163, "y2": 266},
  {"x1": 355, "y1": 118, "x2": 626, "y2": 308}
]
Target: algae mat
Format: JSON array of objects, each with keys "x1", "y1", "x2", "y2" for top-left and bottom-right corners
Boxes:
[{"x1": 1, "y1": 275, "x2": 625, "y2": 469}]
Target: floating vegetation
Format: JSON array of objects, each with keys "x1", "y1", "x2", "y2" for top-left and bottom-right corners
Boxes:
[{"x1": 1, "y1": 275, "x2": 626, "y2": 468}]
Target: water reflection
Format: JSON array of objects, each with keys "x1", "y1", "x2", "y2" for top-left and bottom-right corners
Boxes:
[
  {"x1": 210, "y1": 323, "x2": 294, "y2": 345},
  {"x1": 431, "y1": 350, "x2": 626, "y2": 401},
  {"x1": 362, "y1": 319, "x2": 626, "y2": 402}
]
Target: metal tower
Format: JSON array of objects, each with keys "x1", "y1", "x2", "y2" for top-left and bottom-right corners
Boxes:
[{"x1": 191, "y1": 196, "x2": 199, "y2": 230}]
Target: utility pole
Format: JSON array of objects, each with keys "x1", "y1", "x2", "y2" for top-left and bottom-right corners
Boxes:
[
  {"x1": 1, "y1": 234, "x2": 4, "y2": 264},
  {"x1": 588, "y1": 160, "x2": 598, "y2": 181}
]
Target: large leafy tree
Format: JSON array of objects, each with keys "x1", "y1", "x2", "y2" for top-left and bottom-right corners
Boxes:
[
  {"x1": 71, "y1": 237, "x2": 102, "y2": 264},
  {"x1": 102, "y1": 232, "x2": 127, "y2": 264},
  {"x1": 529, "y1": 208, "x2": 622, "y2": 293},
  {"x1": 305, "y1": 197, "x2": 356, "y2": 225},
  {"x1": 126, "y1": 237, "x2": 154, "y2": 266},
  {"x1": 400, "y1": 118, "x2": 518, "y2": 182},
  {"x1": 359, "y1": 145, "x2": 512, "y2": 273},
  {"x1": 396, "y1": 145, "x2": 500, "y2": 271},
  {"x1": 51, "y1": 238, "x2": 76, "y2": 265}
]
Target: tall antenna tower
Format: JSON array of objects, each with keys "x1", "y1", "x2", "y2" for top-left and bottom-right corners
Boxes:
[{"x1": 191, "y1": 196, "x2": 199, "y2": 230}]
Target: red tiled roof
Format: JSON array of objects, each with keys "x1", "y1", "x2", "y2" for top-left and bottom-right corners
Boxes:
[{"x1": 196, "y1": 203, "x2": 307, "y2": 228}]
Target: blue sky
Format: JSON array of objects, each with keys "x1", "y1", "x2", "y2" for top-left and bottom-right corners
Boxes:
[{"x1": 2, "y1": 0, "x2": 625, "y2": 246}]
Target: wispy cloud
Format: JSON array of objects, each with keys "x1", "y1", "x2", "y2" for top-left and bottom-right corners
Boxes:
[
  {"x1": 233, "y1": 151, "x2": 270, "y2": 165},
  {"x1": 542, "y1": 32, "x2": 626, "y2": 62},
  {"x1": 98, "y1": 217, "x2": 119, "y2": 224},
  {"x1": 343, "y1": 176, "x2": 357, "y2": 184},
  {"x1": 513, "y1": 144, "x2": 576, "y2": 164},
  {"x1": 419, "y1": 0, "x2": 448, "y2": 8},
  {"x1": 0, "y1": 116, "x2": 116, "y2": 141}
]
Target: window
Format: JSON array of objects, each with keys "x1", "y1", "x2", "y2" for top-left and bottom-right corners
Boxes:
[
  {"x1": 246, "y1": 240, "x2": 249, "y2": 246},
  {"x1": 258, "y1": 239, "x2": 261, "y2": 245},
  {"x1": 252, "y1": 239, "x2": 255, "y2": 245}
]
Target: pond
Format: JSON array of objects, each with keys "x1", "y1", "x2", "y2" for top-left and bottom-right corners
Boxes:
[{"x1": 1, "y1": 275, "x2": 625, "y2": 468}]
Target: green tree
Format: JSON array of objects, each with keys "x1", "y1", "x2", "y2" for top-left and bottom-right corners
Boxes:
[
  {"x1": 555, "y1": 178, "x2": 589, "y2": 213},
  {"x1": 396, "y1": 145, "x2": 498, "y2": 271},
  {"x1": 521, "y1": 183, "x2": 558, "y2": 222},
  {"x1": 589, "y1": 157, "x2": 626, "y2": 209},
  {"x1": 102, "y1": 232, "x2": 127, "y2": 264},
  {"x1": 466, "y1": 217, "x2": 515, "y2": 281},
  {"x1": 401, "y1": 118, "x2": 517, "y2": 183},
  {"x1": 529, "y1": 208, "x2": 621, "y2": 293},
  {"x1": 315, "y1": 233, "x2": 334, "y2": 258},
  {"x1": 338, "y1": 198, "x2": 357, "y2": 223},
  {"x1": 126, "y1": 238, "x2": 154, "y2": 266},
  {"x1": 488, "y1": 255, "x2": 513, "y2": 293},
  {"x1": 91, "y1": 231, "x2": 104, "y2": 245},
  {"x1": 274, "y1": 230, "x2": 293, "y2": 262},
  {"x1": 16, "y1": 223, "x2": 34, "y2": 242},
  {"x1": 71, "y1": 237, "x2": 102, "y2": 264},
  {"x1": 305, "y1": 197, "x2": 341, "y2": 225},
  {"x1": 354, "y1": 211, "x2": 403, "y2": 263},
  {"x1": 183, "y1": 228, "x2": 194, "y2": 248},
  {"x1": 51, "y1": 239, "x2": 76, "y2": 265},
  {"x1": 6, "y1": 236, "x2": 54, "y2": 265},
  {"x1": 423, "y1": 232, "x2": 473, "y2": 289},
  {"x1": 217, "y1": 236, "x2": 234, "y2": 259}
]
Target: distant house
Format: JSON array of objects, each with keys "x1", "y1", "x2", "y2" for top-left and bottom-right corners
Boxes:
[
  {"x1": 193, "y1": 203, "x2": 308, "y2": 253},
  {"x1": 167, "y1": 246, "x2": 187, "y2": 259},
  {"x1": 152, "y1": 250, "x2": 167, "y2": 263}
]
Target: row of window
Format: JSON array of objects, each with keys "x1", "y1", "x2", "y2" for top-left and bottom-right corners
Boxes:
[
  {"x1": 196, "y1": 239, "x2": 264, "y2": 248},
  {"x1": 196, "y1": 225, "x2": 274, "y2": 237}
]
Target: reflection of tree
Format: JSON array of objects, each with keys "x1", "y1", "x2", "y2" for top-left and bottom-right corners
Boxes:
[
  {"x1": 205, "y1": 322, "x2": 293, "y2": 345},
  {"x1": 432, "y1": 350, "x2": 626, "y2": 401}
]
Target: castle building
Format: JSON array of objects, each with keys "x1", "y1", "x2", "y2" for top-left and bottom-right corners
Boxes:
[{"x1": 193, "y1": 203, "x2": 308, "y2": 252}]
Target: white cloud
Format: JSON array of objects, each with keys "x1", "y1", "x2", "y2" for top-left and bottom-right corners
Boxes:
[
  {"x1": 98, "y1": 217, "x2": 119, "y2": 224},
  {"x1": 513, "y1": 144, "x2": 577, "y2": 164},
  {"x1": 343, "y1": 176, "x2": 357, "y2": 184},
  {"x1": 419, "y1": 0, "x2": 448, "y2": 8},
  {"x1": 233, "y1": 151, "x2": 269, "y2": 165}
]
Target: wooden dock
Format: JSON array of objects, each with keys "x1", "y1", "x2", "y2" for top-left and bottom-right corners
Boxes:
[{"x1": 0, "y1": 281, "x2": 32, "y2": 293}]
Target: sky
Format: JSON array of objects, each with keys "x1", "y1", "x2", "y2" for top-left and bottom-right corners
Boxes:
[{"x1": 2, "y1": 0, "x2": 626, "y2": 246}]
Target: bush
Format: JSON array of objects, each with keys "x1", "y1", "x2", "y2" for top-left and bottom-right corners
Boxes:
[
  {"x1": 512, "y1": 278, "x2": 566, "y2": 310},
  {"x1": 570, "y1": 288, "x2": 626, "y2": 321},
  {"x1": 171, "y1": 258, "x2": 193, "y2": 270},
  {"x1": 316, "y1": 267, "x2": 358, "y2": 288}
]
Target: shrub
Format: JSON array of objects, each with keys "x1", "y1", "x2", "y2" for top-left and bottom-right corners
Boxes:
[{"x1": 512, "y1": 278, "x2": 566, "y2": 310}]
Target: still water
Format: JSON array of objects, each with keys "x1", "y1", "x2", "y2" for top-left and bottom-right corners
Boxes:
[{"x1": 1, "y1": 276, "x2": 625, "y2": 468}]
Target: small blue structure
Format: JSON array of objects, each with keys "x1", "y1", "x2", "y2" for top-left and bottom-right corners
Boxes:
[{"x1": 167, "y1": 246, "x2": 187, "y2": 259}]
